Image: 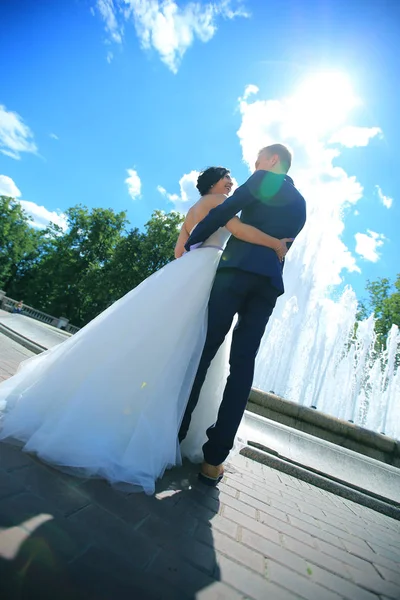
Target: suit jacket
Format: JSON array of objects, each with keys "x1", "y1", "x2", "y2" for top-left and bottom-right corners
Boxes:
[{"x1": 184, "y1": 170, "x2": 307, "y2": 294}]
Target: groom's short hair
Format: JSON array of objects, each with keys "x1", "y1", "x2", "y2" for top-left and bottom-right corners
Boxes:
[{"x1": 259, "y1": 144, "x2": 292, "y2": 172}]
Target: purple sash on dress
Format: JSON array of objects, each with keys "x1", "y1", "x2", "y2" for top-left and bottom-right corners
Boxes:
[{"x1": 190, "y1": 243, "x2": 223, "y2": 252}]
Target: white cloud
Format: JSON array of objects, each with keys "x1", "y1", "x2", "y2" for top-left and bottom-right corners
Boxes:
[
  {"x1": 95, "y1": 0, "x2": 123, "y2": 43},
  {"x1": 95, "y1": 0, "x2": 248, "y2": 72},
  {"x1": 158, "y1": 169, "x2": 238, "y2": 214},
  {"x1": 19, "y1": 200, "x2": 68, "y2": 232},
  {"x1": 355, "y1": 230, "x2": 385, "y2": 262},
  {"x1": 376, "y1": 185, "x2": 393, "y2": 209},
  {"x1": 125, "y1": 168, "x2": 141, "y2": 199},
  {"x1": 106, "y1": 50, "x2": 114, "y2": 63},
  {"x1": 0, "y1": 104, "x2": 37, "y2": 160},
  {"x1": 158, "y1": 171, "x2": 199, "y2": 213},
  {"x1": 329, "y1": 125, "x2": 382, "y2": 148},
  {"x1": 242, "y1": 84, "x2": 259, "y2": 100},
  {"x1": 0, "y1": 174, "x2": 67, "y2": 231},
  {"x1": 49, "y1": 133, "x2": 59, "y2": 140},
  {"x1": 0, "y1": 175, "x2": 22, "y2": 198}
]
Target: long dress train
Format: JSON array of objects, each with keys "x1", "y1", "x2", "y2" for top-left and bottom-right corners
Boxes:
[{"x1": 0, "y1": 228, "x2": 243, "y2": 494}]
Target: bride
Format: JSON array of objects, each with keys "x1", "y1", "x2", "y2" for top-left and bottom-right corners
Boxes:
[{"x1": 0, "y1": 166, "x2": 290, "y2": 495}]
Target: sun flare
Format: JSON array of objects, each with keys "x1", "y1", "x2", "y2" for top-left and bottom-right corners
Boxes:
[{"x1": 285, "y1": 72, "x2": 360, "y2": 139}]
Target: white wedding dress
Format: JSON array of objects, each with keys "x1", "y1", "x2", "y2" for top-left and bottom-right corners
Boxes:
[{"x1": 0, "y1": 228, "x2": 242, "y2": 494}]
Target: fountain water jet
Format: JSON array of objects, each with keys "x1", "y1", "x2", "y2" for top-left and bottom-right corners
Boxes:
[{"x1": 238, "y1": 76, "x2": 399, "y2": 440}]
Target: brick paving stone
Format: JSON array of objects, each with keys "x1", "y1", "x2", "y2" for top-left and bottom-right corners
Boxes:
[
  {"x1": 67, "y1": 544, "x2": 180, "y2": 600},
  {"x1": 304, "y1": 562, "x2": 379, "y2": 600},
  {"x1": 224, "y1": 475, "x2": 301, "y2": 512},
  {"x1": 308, "y1": 514, "x2": 372, "y2": 545},
  {"x1": 138, "y1": 513, "x2": 218, "y2": 576},
  {"x1": 373, "y1": 563, "x2": 400, "y2": 587},
  {"x1": 79, "y1": 478, "x2": 150, "y2": 526},
  {"x1": 221, "y1": 505, "x2": 281, "y2": 545},
  {"x1": 0, "y1": 442, "x2": 35, "y2": 471},
  {"x1": 218, "y1": 491, "x2": 258, "y2": 518},
  {"x1": 0, "y1": 468, "x2": 25, "y2": 499},
  {"x1": 336, "y1": 518, "x2": 400, "y2": 550},
  {"x1": 0, "y1": 505, "x2": 91, "y2": 599},
  {"x1": 285, "y1": 513, "x2": 351, "y2": 550},
  {"x1": 216, "y1": 481, "x2": 238, "y2": 499},
  {"x1": 366, "y1": 540, "x2": 400, "y2": 564},
  {"x1": 217, "y1": 554, "x2": 299, "y2": 600},
  {"x1": 182, "y1": 485, "x2": 221, "y2": 514},
  {"x1": 68, "y1": 504, "x2": 159, "y2": 570},
  {"x1": 257, "y1": 508, "x2": 320, "y2": 548},
  {"x1": 266, "y1": 557, "x2": 344, "y2": 600},
  {"x1": 316, "y1": 538, "x2": 390, "y2": 575},
  {"x1": 241, "y1": 526, "x2": 308, "y2": 572},
  {"x1": 209, "y1": 513, "x2": 240, "y2": 539},
  {"x1": 238, "y1": 491, "x2": 292, "y2": 523},
  {"x1": 346, "y1": 565, "x2": 400, "y2": 600},
  {"x1": 0, "y1": 333, "x2": 34, "y2": 381},
  {"x1": 195, "y1": 581, "x2": 246, "y2": 599},
  {"x1": 0, "y1": 490, "x2": 61, "y2": 527},
  {"x1": 196, "y1": 527, "x2": 265, "y2": 574},
  {"x1": 341, "y1": 539, "x2": 400, "y2": 577},
  {"x1": 12, "y1": 462, "x2": 90, "y2": 516},
  {"x1": 280, "y1": 532, "x2": 355, "y2": 580},
  {"x1": 147, "y1": 549, "x2": 220, "y2": 598}
]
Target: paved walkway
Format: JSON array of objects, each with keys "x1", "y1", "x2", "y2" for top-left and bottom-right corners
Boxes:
[
  {"x1": 1, "y1": 446, "x2": 400, "y2": 600},
  {"x1": 0, "y1": 332, "x2": 34, "y2": 383},
  {"x1": 1, "y1": 334, "x2": 400, "y2": 599},
  {"x1": 0, "y1": 309, "x2": 69, "y2": 350}
]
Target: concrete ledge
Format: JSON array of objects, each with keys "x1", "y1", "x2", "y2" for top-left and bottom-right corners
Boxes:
[
  {"x1": 248, "y1": 388, "x2": 400, "y2": 468},
  {"x1": 0, "y1": 323, "x2": 46, "y2": 355},
  {"x1": 241, "y1": 444, "x2": 400, "y2": 521}
]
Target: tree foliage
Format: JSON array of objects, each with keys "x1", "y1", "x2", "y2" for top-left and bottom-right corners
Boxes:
[
  {"x1": 357, "y1": 275, "x2": 400, "y2": 349},
  {"x1": 0, "y1": 196, "x2": 42, "y2": 291},
  {"x1": 4, "y1": 200, "x2": 183, "y2": 327},
  {"x1": 2, "y1": 193, "x2": 399, "y2": 345}
]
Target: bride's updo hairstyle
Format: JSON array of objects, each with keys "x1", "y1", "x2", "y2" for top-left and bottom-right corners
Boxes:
[{"x1": 196, "y1": 167, "x2": 230, "y2": 196}]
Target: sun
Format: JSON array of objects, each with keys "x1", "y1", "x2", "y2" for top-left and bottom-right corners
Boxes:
[{"x1": 287, "y1": 71, "x2": 360, "y2": 139}]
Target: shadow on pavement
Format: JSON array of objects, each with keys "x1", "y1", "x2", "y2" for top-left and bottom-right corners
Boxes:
[{"x1": 0, "y1": 445, "x2": 221, "y2": 599}]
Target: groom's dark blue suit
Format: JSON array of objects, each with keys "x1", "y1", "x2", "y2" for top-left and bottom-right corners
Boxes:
[{"x1": 178, "y1": 169, "x2": 306, "y2": 465}]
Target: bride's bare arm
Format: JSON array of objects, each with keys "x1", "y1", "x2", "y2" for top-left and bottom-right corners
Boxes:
[
  {"x1": 174, "y1": 194, "x2": 293, "y2": 260},
  {"x1": 174, "y1": 195, "x2": 224, "y2": 259},
  {"x1": 174, "y1": 221, "x2": 190, "y2": 259},
  {"x1": 226, "y1": 216, "x2": 293, "y2": 261}
]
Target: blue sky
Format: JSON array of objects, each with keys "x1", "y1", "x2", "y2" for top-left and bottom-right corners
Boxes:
[{"x1": 1, "y1": 0, "x2": 399, "y2": 302}]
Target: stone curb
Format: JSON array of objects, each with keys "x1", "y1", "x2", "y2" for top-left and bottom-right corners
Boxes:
[
  {"x1": 0, "y1": 323, "x2": 46, "y2": 355},
  {"x1": 248, "y1": 388, "x2": 400, "y2": 467},
  {"x1": 241, "y1": 444, "x2": 400, "y2": 521}
]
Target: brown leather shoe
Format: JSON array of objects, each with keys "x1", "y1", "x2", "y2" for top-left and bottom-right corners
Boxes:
[{"x1": 198, "y1": 461, "x2": 224, "y2": 486}]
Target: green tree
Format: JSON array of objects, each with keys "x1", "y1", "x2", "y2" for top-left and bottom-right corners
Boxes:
[
  {"x1": 0, "y1": 196, "x2": 42, "y2": 291},
  {"x1": 10, "y1": 204, "x2": 128, "y2": 326},
  {"x1": 136, "y1": 210, "x2": 184, "y2": 278},
  {"x1": 9, "y1": 206, "x2": 183, "y2": 327},
  {"x1": 358, "y1": 275, "x2": 400, "y2": 349},
  {"x1": 101, "y1": 210, "x2": 184, "y2": 305}
]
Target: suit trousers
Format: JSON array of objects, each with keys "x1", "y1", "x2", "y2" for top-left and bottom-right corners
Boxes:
[{"x1": 179, "y1": 268, "x2": 278, "y2": 465}]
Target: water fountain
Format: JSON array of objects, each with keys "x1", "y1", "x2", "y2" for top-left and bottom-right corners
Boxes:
[{"x1": 237, "y1": 75, "x2": 400, "y2": 441}]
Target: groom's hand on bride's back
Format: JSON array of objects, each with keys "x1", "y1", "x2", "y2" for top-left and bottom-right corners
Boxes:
[{"x1": 275, "y1": 238, "x2": 294, "y2": 261}]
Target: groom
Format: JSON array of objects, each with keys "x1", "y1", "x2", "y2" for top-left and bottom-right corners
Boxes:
[{"x1": 178, "y1": 144, "x2": 307, "y2": 485}]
